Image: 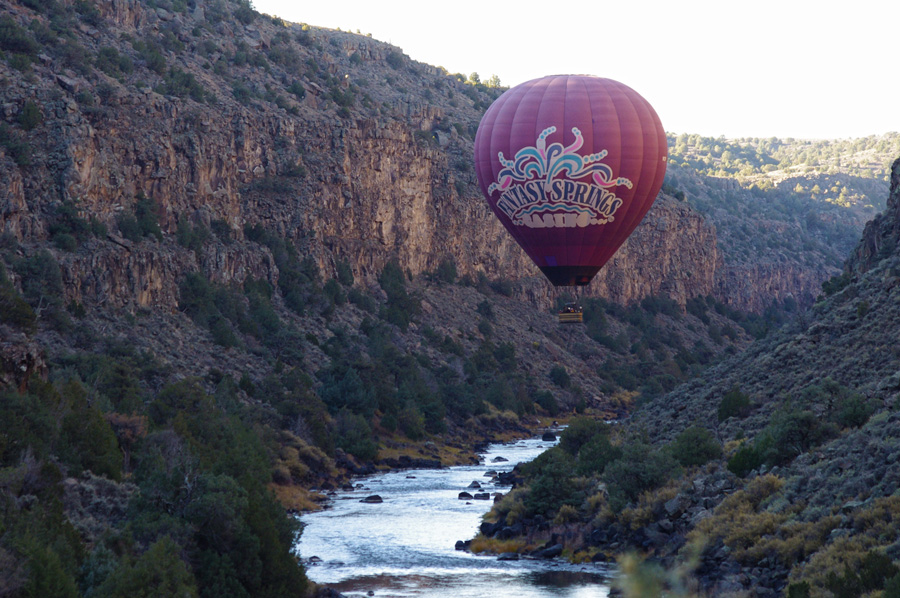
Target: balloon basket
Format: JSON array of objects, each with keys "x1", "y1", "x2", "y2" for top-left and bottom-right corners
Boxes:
[{"x1": 558, "y1": 303, "x2": 584, "y2": 324}]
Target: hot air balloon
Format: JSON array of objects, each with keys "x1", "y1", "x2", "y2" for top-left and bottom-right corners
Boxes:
[{"x1": 473, "y1": 75, "x2": 667, "y2": 322}]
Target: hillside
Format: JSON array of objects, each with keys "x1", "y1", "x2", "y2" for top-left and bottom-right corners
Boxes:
[
  {"x1": 666, "y1": 133, "x2": 900, "y2": 311},
  {"x1": 0, "y1": 0, "x2": 895, "y2": 316},
  {"x1": 0, "y1": 0, "x2": 898, "y2": 596},
  {"x1": 0, "y1": 2, "x2": 753, "y2": 595},
  {"x1": 475, "y1": 158, "x2": 900, "y2": 597}
]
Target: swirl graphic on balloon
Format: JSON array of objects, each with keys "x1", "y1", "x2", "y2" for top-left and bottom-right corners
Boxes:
[{"x1": 487, "y1": 127, "x2": 633, "y2": 196}]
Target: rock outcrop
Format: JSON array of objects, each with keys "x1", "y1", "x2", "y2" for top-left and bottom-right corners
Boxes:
[
  {"x1": 0, "y1": 0, "x2": 746, "y2": 316},
  {"x1": 849, "y1": 157, "x2": 900, "y2": 273}
]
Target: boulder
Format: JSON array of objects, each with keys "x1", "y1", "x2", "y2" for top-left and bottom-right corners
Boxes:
[
  {"x1": 664, "y1": 495, "x2": 690, "y2": 518},
  {"x1": 491, "y1": 456, "x2": 509, "y2": 463},
  {"x1": 498, "y1": 552, "x2": 520, "y2": 561},
  {"x1": 458, "y1": 492, "x2": 474, "y2": 500},
  {"x1": 359, "y1": 495, "x2": 383, "y2": 503},
  {"x1": 473, "y1": 492, "x2": 490, "y2": 500},
  {"x1": 467, "y1": 481, "x2": 482, "y2": 489},
  {"x1": 496, "y1": 471, "x2": 523, "y2": 486},
  {"x1": 541, "y1": 431, "x2": 557, "y2": 442},
  {"x1": 532, "y1": 544, "x2": 564, "y2": 559}
]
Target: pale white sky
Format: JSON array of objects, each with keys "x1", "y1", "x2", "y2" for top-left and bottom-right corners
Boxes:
[{"x1": 252, "y1": 0, "x2": 898, "y2": 140}]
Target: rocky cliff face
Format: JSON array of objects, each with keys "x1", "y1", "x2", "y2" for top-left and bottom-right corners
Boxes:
[
  {"x1": 0, "y1": 0, "x2": 838, "y2": 316},
  {"x1": 849, "y1": 157, "x2": 900, "y2": 273}
]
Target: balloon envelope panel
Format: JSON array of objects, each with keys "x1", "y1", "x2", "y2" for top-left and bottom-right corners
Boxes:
[{"x1": 473, "y1": 75, "x2": 667, "y2": 286}]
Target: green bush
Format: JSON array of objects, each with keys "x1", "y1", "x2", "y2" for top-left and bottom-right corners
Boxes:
[
  {"x1": 118, "y1": 196, "x2": 162, "y2": 242},
  {"x1": 603, "y1": 439, "x2": 677, "y2": 511},
  {"x1": 825, "y1": 551, "x2": 900, "y2": 598},
  {"x1": 0, "y1": 123, "x2": 32, "y2": 166},
  {"x1": 822, "y1": 272, "x2": 851, "y2": 296},
  {"x1": 0, "y1": 263, "x2": 37, "y2": 332},
  {"x1": 157, "y1": 68, "x2": 209, "y2": 102},
  {"x1": 0, "y1": 16, "x2": 40, "y2": 56},
  {"x1": 95, "y1": 46, "x2": 133, "y2": 77},
  {"x1": 532, "y1": 389, "x2": 559, "y2": 416},
  {"x1": 787, "y1": 582, "x2": 811, "y2": 598},
  {"x1": 669, "y1": 426, "x2": 722, "y2": 467},
  {"x1": 521, "y1": 448, "x2": 577, "y2": 517},
  {"x1": 335, "y1": 409, "x2": 377, "y2": 461},
  {"x1": 559, "y1": 417, "x2": 609, "y2": 455},
  {"x1": 176, "y1": 218, "x2": 210, "y2": 253},
  {"x1": 386, "y1": 51, "x2": 403, "y2": 69},
  {"x1": 96, "y1": 537, "x2": 198, "y2": 597},
  {"x1": 718, "y1": 386, "x2": 751, "y2": 421},
  {"x1": 575, "y1": 433, "x2": 622, "y2": 476},
  {"x1": 432, "y1": 257, "x2": 457, "y2": 284},
  {"x1": 18, "y1": 100, "x2": 42, "y2": 131},
  {"x1": 336, "y1": 259, "x2": 354, "y2": 286},
  {"x1": 728, "y1": 407, "x2": 837, "y2": 476},
  {"x1": 802, "y1": 378, "x2": 873, "y2": 428},
  {"x1": 476, "y1": 299, "x2": 494, "y2": 320},
  {"x1": 548, "y1": 365, "x2": 570, "y2": 388},
  {"x1": 378, "y1": 260, "x2": 420, "y2": 331}
]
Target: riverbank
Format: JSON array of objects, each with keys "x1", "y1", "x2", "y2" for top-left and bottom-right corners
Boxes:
[
  {"x1": 296, "y1": 435, "x2": 611, "y2": 598},
  {"x1": 273, "y1": 411, "x2": 574, "y2": 513}
]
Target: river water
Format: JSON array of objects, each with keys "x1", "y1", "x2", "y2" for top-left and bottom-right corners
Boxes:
[{"x1": 296, "y1": 436, "x2": 612, "y2": 598}]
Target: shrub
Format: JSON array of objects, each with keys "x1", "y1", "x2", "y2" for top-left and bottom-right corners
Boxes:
[
  {"x1": 233, "y1": 0, "x2": 257, "y2": 24},
  {"x1": 603, "y1": 439, "x2": 678, "y2": 511},
  {"x1": 669, "y1": 426, "x2": 722, "y2": 467},
  {"x1": 157, "y1": 68, "x2": 209, "y2": 102},
  {"x1": 718, "y1": 386, "x2": 751, "y2": 421},
  {"x1": 378, "y1": 260, "x2": 420, "y2": 331},
  {"x1": 728, "y1": 408, "x2": 836, "y2": 476},
  {"x1": 74, "y1": 0, "x2": 103, "y2": 26},
  {"x1": 335, "y1": 409, "x2": 377, "y2": 461},
  {"x1": 548, "y1": 366, "x2": 570, "y2": 388},
  {"x1": 575, "y1": 433, "x2": 622, "y2": 476},
  {"x1": 49, "y1": 201, "x2": 92, "y2": 250},
  {"x1": 727, "y1": 442, "x2": 764, "y2": 477},
  {"x1": 822, "y1": 272, "x2": 851, "y2": 296},
  {"x1": 522, "y1": 449, "x2": 577, "y2": 517},
  {"x1": 0, "y1": 123, "x2": 32, "y2": 166},
  {"x1": 0, "y1": 16, "x2": 40, "y2": 56},
  {"x1": 476, "y1": 299, "x2": 494, "y2": 320},
  {"x1": 287, "y1": 81, "x2": 306, "y2": 99},
  {"x1": 335, "y1": 260, "x2": 354, "y2": 286},
  {"x1": 432, "y1": 257, "x2": 457, "y2": 284},
  {"x1": 532, "y1": 390, "x2": 559, "y2": 416},
  {"x1": 559, "y1": 417, "x2": 610, "y2": 456},
  {"x1": 386, "y1": 51, "x2": 403, "y2": 69},
  {"x1": 0, "y1": 264, "x2": 37, "y2": 332},
  {"x1": 176, "y1": 218, "x2": 210, "y2": 253},
  {"x1": 825, "y1": 551, "x2": 900, "y2": 598},
  {"x1": 18, "y1": 100, "x2": 42, "y2": 131},
  {"x1": 95, "y1": 537, "x2": 198, "y2": 597},
  {"x1": 134, "y1": 196, "x2": 162, "y2": 240}
]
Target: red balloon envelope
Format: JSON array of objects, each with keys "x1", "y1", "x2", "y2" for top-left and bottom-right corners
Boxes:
[{"x1": 473, "y1": 75, "x2": 667, "y2": 286}]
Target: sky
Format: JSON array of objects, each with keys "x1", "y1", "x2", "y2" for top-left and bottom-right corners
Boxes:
[{"x1": 251, "y1": 0, "x2": 898, "y2": 140}]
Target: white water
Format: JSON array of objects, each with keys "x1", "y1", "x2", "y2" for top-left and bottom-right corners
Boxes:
[{"x1": 296, "y1": 437, "x2": 611, "y2": 598}]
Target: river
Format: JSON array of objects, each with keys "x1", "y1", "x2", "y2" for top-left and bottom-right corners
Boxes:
[{"x1": 295, "y1": 436, "x2": 612, "y2": 598}]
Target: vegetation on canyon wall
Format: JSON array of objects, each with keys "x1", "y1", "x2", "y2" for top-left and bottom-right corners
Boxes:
[
  {"x1": 1, "y1": 0, "x2": 899, "y2": 596},
  {"x1": 476, "y1": 159, "x2": 900, "y2": 597}
]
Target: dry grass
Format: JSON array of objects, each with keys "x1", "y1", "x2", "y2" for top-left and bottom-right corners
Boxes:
[
  {"x1": 788, "y1": 495, "x2": 900, "y2": 593},
  {"x1": 268, "y1": 483, "x2": 326, "y2": 512},
  {"x1": 469, "y1": 534, "x2": 528, "y2": 555},
  {"x1": 620, "y1": 481, "x2": 681, "y2": 531}
]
